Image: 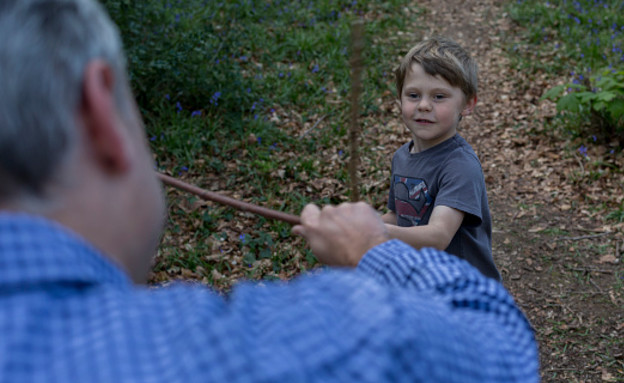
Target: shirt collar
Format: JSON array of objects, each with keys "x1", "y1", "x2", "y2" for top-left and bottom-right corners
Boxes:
[{"x1": 0, "y1": 213, "x2": 131, "y2": 288}]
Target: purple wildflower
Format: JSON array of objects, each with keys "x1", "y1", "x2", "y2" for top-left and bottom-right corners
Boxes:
[{"x1": 578, "y1": 145, "x2": 588, "y2": 157}]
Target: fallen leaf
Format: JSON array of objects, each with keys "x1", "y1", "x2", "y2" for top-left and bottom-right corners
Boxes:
[
  {"x1": 601, "y1": 368, "x2": 616, "y2": 382},
  {"x1": 598, "y1": 254, "x2": 618, "y2": 264}
]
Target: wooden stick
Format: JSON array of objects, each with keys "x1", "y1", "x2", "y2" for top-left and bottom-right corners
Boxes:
[
  {"x1": 348, "y1": 20, "x2": 364, "y2": 202},
  {"x1": 157, "y1": 173, "x2": 301, "y2": 226}
]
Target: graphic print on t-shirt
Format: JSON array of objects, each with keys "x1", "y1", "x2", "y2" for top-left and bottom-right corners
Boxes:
[{"x1": 393, "y1": 175, "x2": 432, "y2": 226}]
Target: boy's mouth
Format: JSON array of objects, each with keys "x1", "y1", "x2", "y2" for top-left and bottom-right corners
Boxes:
[{"x1": 414, "y1": 118, "x2": 434, "y2": 124}]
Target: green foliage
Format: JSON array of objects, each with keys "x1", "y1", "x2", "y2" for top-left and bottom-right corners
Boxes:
[
  {"x1": 507, "y1": 0, "x2": 624, "y2": 143},
  {"x1": 606, "y1": 202, "x2": 624, "y2": 223},
  {"x1": 541, "y1": 69, "x2": 624, "y2": 141}
]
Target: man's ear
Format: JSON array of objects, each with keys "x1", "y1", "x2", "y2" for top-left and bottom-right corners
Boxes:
[
  {"x1": 79, "y1": 60, "x2": 130, "y2": 174},
  {"x1": 461, "y1": 95, "x2": 477, "y2": 116}
]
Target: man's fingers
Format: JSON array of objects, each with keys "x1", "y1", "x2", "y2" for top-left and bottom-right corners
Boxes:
[
  {"x1": 293, "y1": 204, "x2": 321, "y2": 238},
  {"x1": 300, "y1": 204, "x2": 321, "y2": 226},
  {"x1": 291, "y1": 225, "x2": 305, "y2": 237}
]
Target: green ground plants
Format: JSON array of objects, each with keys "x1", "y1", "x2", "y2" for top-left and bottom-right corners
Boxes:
[{"x1": 508, "y1": 0, "x2": 624, "y2": 144}]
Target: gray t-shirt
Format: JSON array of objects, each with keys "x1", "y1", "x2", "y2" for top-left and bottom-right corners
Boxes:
[{"x1": 387, "y1": 135, "x2": 501, "y2": 281}]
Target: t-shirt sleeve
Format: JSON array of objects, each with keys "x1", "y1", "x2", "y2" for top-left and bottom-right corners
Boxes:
[{"x1": 434, "y1": 152, "x2": 486, "y2": 225}]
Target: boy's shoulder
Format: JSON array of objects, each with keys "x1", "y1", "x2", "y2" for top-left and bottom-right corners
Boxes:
[
  {"x1": 392, "y1": 135, "x2": 480, "y2": 164},
  {"x1": 445, "y1": 135, "x2": 480, "y2": 162}
]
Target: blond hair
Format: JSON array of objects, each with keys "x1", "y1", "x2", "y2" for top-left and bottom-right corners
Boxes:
[{"x1": 395, "y1": 37, "x2": 478, "y2": 100}]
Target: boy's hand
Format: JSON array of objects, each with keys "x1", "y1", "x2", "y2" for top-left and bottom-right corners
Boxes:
[{"x1": 292, "y1": 202, "x2": 390, "y2": 267}]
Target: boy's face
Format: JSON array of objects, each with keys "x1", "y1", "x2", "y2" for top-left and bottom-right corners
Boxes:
[{"x1": 400, "y1": 63, "x2": 476, "y2": 152}]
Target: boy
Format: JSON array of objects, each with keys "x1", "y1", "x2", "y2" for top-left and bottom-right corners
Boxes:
[{"x1": 381, "y1": 37, "x2": 501, "y2": 281}]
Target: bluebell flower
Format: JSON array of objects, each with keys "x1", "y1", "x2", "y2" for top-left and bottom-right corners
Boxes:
[
  {"x1": 578, "y1": 145, "x2": 588, "y2": 157},
  {"x1": 150, "y1": 136, "x2": 157, "y2": 141},
  {"x1": 312, "y1": 64, "x2": 319, "y2": 73},
  {"x1": 239, "y1": 234, "x2": 246, "y2": 243},
  {"x1": 240, "y1": 55, "x2": 248, "y2": 61},
  {"x1": 210, "y1": 91, "x2": 222, "y2": 106},
  {"x1": 176, "y1": 102, "x2": 182, "y2": 113},
  {"x1": 257, "y1": 137, "x2": 262, "y2": 144},
  {"x1": 592, "y1": 135, "x2": 597, "y2": 142},
  {"x1": 165, "y1": 94, "x2": 170, "y2": 100},
  {"x1": 191, "y1": 110, "x2": 201, "y2": 117}
]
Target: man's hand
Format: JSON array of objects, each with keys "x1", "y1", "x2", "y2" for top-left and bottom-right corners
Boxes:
[{"x1": 292, "y1": 202, "x2": 390, "y2": 267}]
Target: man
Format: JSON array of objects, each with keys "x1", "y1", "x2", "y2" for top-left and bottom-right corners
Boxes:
[{"x1": 0, "y1": 0, "x2": 539, "y2": 381}]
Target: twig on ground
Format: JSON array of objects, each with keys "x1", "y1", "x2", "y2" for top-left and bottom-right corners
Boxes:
[
  {"x1": 588, "y1": 277, "x2": 603, "y2": 294},
  {"x1": 567, "y1": 267, "x2": 613, "y2": 274},
  {"x1": 300, "y1": 114, "x2": 327, "y2": 137},
  {"x1": 556, "y1": 232, "x2": 611, "y2": 241}
]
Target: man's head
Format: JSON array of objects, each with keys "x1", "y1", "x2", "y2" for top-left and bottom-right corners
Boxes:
[
  {"x1": 0, "y1": 0, "x2": 165, "y2": 283},
  {"x1": 395, "y1": 37, "x2": 478, "y2": 102}
]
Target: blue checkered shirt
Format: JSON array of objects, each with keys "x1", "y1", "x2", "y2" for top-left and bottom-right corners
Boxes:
[{"x1": 0, "y1": 213, "x2": 538, "y2": 382}]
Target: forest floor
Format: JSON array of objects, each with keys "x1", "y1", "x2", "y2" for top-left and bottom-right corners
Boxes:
[{"x1": 416, "y1": 0, "x2": 624, "y2": 381}]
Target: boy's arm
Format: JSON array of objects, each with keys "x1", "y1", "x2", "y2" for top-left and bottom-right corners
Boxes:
[{"x1": 385, "y1": 205, "x2": 464, "y2": 250}]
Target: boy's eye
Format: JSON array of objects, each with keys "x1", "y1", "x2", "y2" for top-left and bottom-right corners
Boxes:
[
  {"x1": 434, "y1": 94, "x2": 446, "y2": 100},
  {"x1": 407, "y1": 93, "x2": 419, "y2": 99}
]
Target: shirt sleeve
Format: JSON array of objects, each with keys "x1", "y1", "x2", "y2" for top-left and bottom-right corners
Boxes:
[
  {"x1": 435, "y1": 151, "x2": 486, "y2": 224},
  {"x1": 154, "y1": 240, "x2": 538, "y2": 382}
]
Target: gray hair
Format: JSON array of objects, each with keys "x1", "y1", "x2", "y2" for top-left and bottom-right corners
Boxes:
[{"x1": 0, "y1": 0, "x2": 129, "y2": 200}]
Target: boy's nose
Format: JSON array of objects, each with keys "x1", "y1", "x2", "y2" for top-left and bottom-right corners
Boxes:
[{"x1": 417, "y1": 98, "x2": 432, "y2": 111}]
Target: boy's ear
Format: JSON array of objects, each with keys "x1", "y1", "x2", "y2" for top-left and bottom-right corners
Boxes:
[
  {"x1": 79, "y1": 60, "x2": 131, "y2": 175},
  {"x1": 461, "y1": 95, "x2": 477, "y2": 116}
]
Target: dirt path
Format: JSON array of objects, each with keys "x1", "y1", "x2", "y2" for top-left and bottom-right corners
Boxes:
[{"x1": 409, "y1": 0, "x2": 624, "y2": 381}]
